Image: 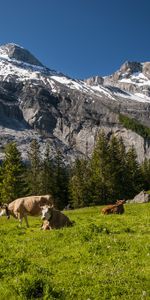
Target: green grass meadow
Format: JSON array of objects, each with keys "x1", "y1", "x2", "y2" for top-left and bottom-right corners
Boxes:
[{"x1": 0, "y1": 204, "x2": 150, "y2": 300}]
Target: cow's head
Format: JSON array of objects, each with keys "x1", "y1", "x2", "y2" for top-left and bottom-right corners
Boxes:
[
  {"x1": 0, "y1": 204, "x2": 10, "y2": 219},
  {"x1": 116, "y1": 200, "x2": 126, "y2": 205},
  {"x1": 40, "y1": 205, "x2": 53, "y2": 221}
]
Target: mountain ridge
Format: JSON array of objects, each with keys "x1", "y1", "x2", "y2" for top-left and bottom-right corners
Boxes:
[{"x1": 0, "y1": 43, "x2": 150, "y2": 163}]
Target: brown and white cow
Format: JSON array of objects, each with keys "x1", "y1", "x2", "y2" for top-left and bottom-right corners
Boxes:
[
  {"x1": 41, "y1": 205, "x2": 74, "y2": 230},
  {"x1": 101, "y1": 200, "x2": 125, "y2": 215},
  {"x1": 0, "y1": 195, "x2": 53, "y2": 227}
]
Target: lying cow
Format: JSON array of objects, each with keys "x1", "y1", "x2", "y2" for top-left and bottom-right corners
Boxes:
[
  {"x1": 0, "y1": 195, "x2": 53, "y2": 227},
  {"x1": 41, "y1": 205, "x2": 73, "y2": 230},
  {"x1": 101, "y1": 200, "x2": 125, "y2": 215}
]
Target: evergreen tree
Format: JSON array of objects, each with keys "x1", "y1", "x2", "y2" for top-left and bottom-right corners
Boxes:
[
  {"x1": 69, "y1": 158, "x2": 90, "y2": 208},
  {"x1": 53, "y1": 150, "x2": 69, "y2": 209},
  {"x1": 125, "y1": 146, "x2": 143, "y2": 198},
  {"x1": 0, "y1": 142, "x2": 28, "y2": 203},
  {"x1": 89, "y1": 131, "x2": 111, "y2": 205},
  {"x1": 27, "y1": 139, "x2": 42, "y2": 195},
  {"x1": 40, "y1": 143, "x2": 54, "y2": 195},
  {"x1": 0, "y1": 162, "x2": 3, "y2": 203},
  {"x1": 141, "y1": 158, "x2": 150, "y2": 191},
  {"x1": 108, "y1": 136, "x2": 127, "y2": 200}
]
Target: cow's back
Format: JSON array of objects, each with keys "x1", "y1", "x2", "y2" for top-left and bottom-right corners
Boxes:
[
  {"x1": 8, "y1": 198, "x2": 24, "y2": 212},
  {"x1": 50, "y1": 208, "x2": 72, "y2": 229},
  {"x1": 8, "y1": 195, "x2": 53, "y2": 216},
  {"x1": 22, "y1": 195, "x2": 53, "y2": 215}
]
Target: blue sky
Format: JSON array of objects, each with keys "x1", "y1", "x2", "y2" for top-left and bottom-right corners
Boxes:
[{"x1": 0, "y1": 0, "x2": 150, "y2": 79}]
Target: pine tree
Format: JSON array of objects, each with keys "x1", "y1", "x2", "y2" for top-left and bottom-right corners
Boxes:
[
  {"x1": 0, "y1": 142, "x2": 28, "y2": 203},
  {"x1": 141, "y1": 158, "x2": 150, "y2": 191},
  {"x1": 125, "y1": 146, "x2": 143, "y2": 198},
  {"x1": 0, "y1": 162, "x2": 3, "y2": 203},
  {"x1": 53, "y1": 149, "x2": 69, "y2": 209},
  {"x1": 27, "y1": 139, "x2": 42, "y2": 195},
  {"x1": 89, "y1": 131, "x2": 111, "y2": 205},
  {"x1": 69, "y1": 158, "x2": 90, "y2": 208},
  {"x1": 40, "y1": 143, "x2": 54, "y2": 195},
  {"x1": 108, "y1": 135, "x2": 127, "y2": 200}
]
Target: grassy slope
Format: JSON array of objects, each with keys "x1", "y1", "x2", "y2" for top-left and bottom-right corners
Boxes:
[{"x1": 0, "y1": 204, "x2": 150, "y2": 300}]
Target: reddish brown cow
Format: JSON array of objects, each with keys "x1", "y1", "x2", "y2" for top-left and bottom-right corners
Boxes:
[{"x1": 101, "y1": 200, "x2": 125, "y2": 215}]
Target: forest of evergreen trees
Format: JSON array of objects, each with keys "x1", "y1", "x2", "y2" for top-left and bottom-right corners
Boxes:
[{"x1": 0, "y1": 132, "x2": 150, "y2": 209}]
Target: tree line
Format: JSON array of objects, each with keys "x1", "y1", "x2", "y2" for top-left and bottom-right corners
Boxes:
[{"x1": 0, "y1": 132, "x2": 150, "y2": 209}]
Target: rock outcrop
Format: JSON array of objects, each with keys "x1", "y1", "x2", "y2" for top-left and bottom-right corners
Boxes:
[
  {"x1": 128, "y1": 191, "x2": 150, "y2": 203},
  {"x1": 84, "y1": 76, "x2": 104, "y2": 86}
]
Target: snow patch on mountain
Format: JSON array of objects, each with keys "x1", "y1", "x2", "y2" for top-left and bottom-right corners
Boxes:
[
  {"x1": 119, "y1": 72, "x2": 150, "y2": 86},
  {"x1": 114, "y1": 90, "x2": 150, "y2": 103},
  {"x1": 90, "y1": 85, "x2": 116, "y2": 100},
  {"x1": 0, "y1": 56, "x2": 60, "y2": 87}
]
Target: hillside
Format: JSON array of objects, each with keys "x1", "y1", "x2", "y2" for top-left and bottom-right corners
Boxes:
[
  {"x1": 0, "y1": 204, "x2": 149, "y2": 299},
  {"x1": 0, "y1": 43, "x2": 150, "y2": 162}
]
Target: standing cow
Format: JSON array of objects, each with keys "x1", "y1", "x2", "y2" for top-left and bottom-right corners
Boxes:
[{"x1": 0, "y1": 195, "x2": 53, "y2": 227}]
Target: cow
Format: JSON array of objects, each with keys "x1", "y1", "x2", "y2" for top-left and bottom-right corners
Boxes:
[
  {"x1": 101, "y1": 200, "x2": 125, "y2": 215},
  {"x1": 0, "y1": 195, "x2": 53, "y2": 227},
  {"x1": 41, "y1": 205, "x2": 74, "y2": 230}
]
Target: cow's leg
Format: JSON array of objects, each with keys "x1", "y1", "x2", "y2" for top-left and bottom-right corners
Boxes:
[
  {"x1": 17, "y1": 213, "x2": 23, "y2": 227},
  {"x1": 24, "y1": 214, "x2": 29, "y2": 228},
  {"x1": 14, "y1": 211, "x2": 18, "y2": 219},
  {"x1": 14, "y1": 211, "x2": 22, "y2": 226},
  {"x1": 16, "y1": 212, "x2": 27, "y2": 227}
]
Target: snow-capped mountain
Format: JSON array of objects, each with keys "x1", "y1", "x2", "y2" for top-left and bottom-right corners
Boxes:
[
  {"x1": 0, "y1": 43, "x2": 150, "y2": 162},
  {"x1": 85, "y1": 61, "x2": 150, "y2": 104}
]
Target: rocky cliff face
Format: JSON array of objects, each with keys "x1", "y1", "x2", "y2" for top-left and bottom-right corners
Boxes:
[{"x1": 0, "y1": 43, "x2": 150, "y2": 163}]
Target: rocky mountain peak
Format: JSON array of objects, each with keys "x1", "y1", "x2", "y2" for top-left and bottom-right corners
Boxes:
[
  {"x1": 142, "y1": 62, "x2": 150, "y2": 79},
  {"x1": 119, "y1": 61, "x2": 142, "y2": 75},
  {"x1": 0, "y1": 43, "x2": 43, "y2": 67},
  {"x1": 103, "y1": 61, "x2": 145, "y2": 85}
]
